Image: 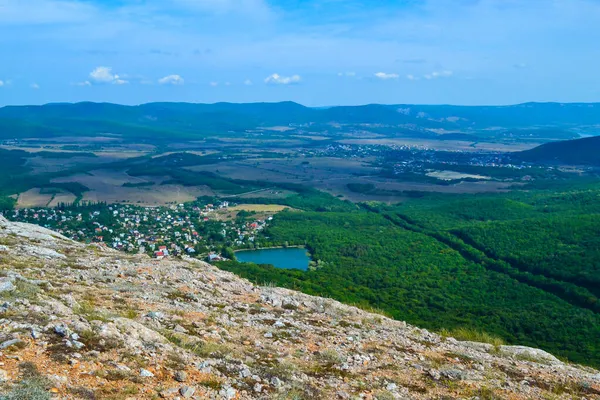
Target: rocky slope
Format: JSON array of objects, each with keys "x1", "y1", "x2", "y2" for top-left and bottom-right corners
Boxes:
[{"x1": 0, "y1": 215, "x2": 599, "y2": 400}]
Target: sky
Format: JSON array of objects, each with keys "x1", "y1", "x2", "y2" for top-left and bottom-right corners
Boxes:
[{"x1": 1, "y1": 0, "x2": 600, "y2": 106}]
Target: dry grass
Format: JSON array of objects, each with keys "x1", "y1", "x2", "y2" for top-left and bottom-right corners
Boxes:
[
  {"x1": 228, "y1": 204, "x2": 291, "y2": 212},
  {"x1": 439, "y1": 327, "x2": 505, "y2": 350}
]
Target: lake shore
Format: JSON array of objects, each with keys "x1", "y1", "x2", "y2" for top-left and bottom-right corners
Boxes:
[
  {"x1": 234, "y1": 247, "x2": 310, "y2": 271},
  {"x1": 234, "y1": 245, "x2": 305, "y2": 253}
]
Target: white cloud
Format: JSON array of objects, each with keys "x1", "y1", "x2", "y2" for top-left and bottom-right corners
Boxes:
[
  {"x1": 74, "y1": 81, "x2": 92, "y2": 87},
  {"x1": 89, "y1": 66, "x2": 129, "y2": 85},
  {"x1": 424, "y1": 70, "x2": 453, "y2": 80},
  {"x1": 338, "y1": 71, "x2": 356, "y2": 77},
  {"x1": 90, "y1": 67, "x2": 115, "y2": 82},
  {"x1": 374, "y1": 72, "x2": 399, "y2": 80},
  {"x1": 244, "y1": 79, "x2": 253, "y2": 85},
  {"x1": 406, "y1": 74, "x2": 419, "y2": 81},
  {"x1": 170, "y1": 0, "x2": 272, "y2": 18},
  {"x1": 264, "y1": 73, "x2": 301, "y2": 85},
  {"x1": 209, "y1": 82, "x2": 219, "y2": 87},
  {"x1": 0, "y1": 80, "x2": 4, "y2": 87},
  {"x1": 30, "y1": 83, "x2": 40, "y2": 89},
  {"x1": 158, "y1": 74, "x2": 184, "y2": 85},
  {"x1": 513, "y1": 63, "x2": 527, "y2": 69},
  {"x1": 433, "y1": 70, "x2": 453, "y2": 78}
]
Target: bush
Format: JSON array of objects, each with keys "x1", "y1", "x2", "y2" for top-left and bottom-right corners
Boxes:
[{"x1": 0, "y1": 362, "x2": 51, "y2": 400}]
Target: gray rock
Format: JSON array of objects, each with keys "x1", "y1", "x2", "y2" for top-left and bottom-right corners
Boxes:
[
  {"x1": 0, "y1": 339, "x2": 22, "y2": 349},
  {"x1": 31, "y1": 329, "x2": 41, "y2": 340},
  {"x1": 240, "y1": 368, "x2": 251, "y2": 378},
  {"x1": 441, "y1": 368, "x2": 466, "y2": 381},
  {"x1": 222, "y1": 387, "x2": 237, "y2": 400},
  {"x1": 72, "y1": 340, "x2": 85, "y2": 349},
  {"x1": 22, "y1": 244, "x2": 66, "y2": 259},
  {"x1": 337, "y1": 391, "x2": 350, "y2": 399},
  {"x1": 0, "y1": 278, "x2": 15, "y2": 293},
  {"x1": 270, "y1": 376, "x2": 282, "y2": 387},
  {"x1": 179, "y1": 386, "x2": 195, "y2": 398},
  {"x1": 264, "y1": 332, "x2": 273, "y2": 338},
  {"x1": 428, "y1": 369, "x2": 441, "y2": 380},
  {"x1": 161, "y1": 388, "x2": 179, "y2": 397},
  {"x1": 140, "y1": 368, "x2": 154, "y2": 377},
  {"x1": 0, "y1": 369, "x2": 8, "y2": 383},
  {"x1": 47, "y1": 374, "x2": 68, "y2": 388},
  {"x1": 253, "y1": 383, "x2": 263, "y2": 393},
  {"x1": 173, "y1": 324, "x2": 188, "y2": 333},
  {"x1": 54, "y1": 324, "x2": 70, "y2": 337},
  {"x1": 146, "y1": 311, "x2": 164, "y2": 320},
  {"x1": 174, "y1": 370, "x2": 187, "y2": 382},
  {"x1": 500, "y1": 345, "x2": 561, "y2": 364}
]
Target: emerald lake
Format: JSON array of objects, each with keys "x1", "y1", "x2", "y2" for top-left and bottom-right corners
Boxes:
[{"x1": 235, "y1": 248, "x2": 310, "y2": 271}]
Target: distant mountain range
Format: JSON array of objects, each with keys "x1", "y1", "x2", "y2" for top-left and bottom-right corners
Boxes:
[
  {"x1": 0, "y1": 101, "x2": 598, "y2": 141},
  {"x1": 517, "y1": 135, "x2": 600, "y2": 166}
]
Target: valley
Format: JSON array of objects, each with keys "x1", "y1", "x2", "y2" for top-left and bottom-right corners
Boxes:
[{"x1": 1, "y1": 101, "x2": 600, "y2": 373}]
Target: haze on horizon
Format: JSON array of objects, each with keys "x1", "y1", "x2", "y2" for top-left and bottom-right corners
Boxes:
[{"x1": 1, "y1": 0, "x2": 600, "y2": 107}]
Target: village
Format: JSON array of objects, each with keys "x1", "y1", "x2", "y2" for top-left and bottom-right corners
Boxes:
[{"x1": 2, "y1": 199, "x2": 275, "y2": 262}]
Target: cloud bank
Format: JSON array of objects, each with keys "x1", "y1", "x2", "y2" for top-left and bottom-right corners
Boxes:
[{"x1": 264, "y1": 73, "x2": 301, "y2": 85}]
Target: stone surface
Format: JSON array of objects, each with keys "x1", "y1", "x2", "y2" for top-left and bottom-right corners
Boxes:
[
  {"x1": 0, "y1": 339, "x2": 23, "y2": 350},
  {"x1": 174, "y1": 370, "x2": 187, "y2": 382},
  {"x1": 179, "y1": 386, "x2": 195, "y2": 398},
  {"x1": 0, "y1": 278, "x2": 15, "y2": 293}
]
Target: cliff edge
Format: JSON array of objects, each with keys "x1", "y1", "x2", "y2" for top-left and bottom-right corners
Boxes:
[{"x1": 0, "y1": 216, "x2": 599, "y2": 399}]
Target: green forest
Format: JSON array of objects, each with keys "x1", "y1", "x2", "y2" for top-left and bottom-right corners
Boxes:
[{"x1": 216, "y1": 183, "x2": 600, "y2": 368}]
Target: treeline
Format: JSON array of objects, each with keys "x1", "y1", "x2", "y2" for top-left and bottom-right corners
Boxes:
[{"x1": 224, "y1": 188, "x2": 357, "y2": 213}]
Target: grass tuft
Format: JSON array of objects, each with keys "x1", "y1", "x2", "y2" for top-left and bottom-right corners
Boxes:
[{"x1": 439, "y1": 327, "x2": 504, "y2": 350}]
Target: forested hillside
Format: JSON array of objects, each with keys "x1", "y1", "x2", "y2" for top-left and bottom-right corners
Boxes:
[
  {"x1": 2, "y1": 101, "x2": 599, "y2": 141},
  {"x1": 217, "y1": 184, "x2": 600, "y2": 368},
  {"x1": 516, "y1": 135, "x2": 600, "y2": 165}
]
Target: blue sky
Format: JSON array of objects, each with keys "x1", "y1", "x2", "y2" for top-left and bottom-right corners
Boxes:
[{"x1": 1, "y1": 0, "x2": 600, "y2": 106}]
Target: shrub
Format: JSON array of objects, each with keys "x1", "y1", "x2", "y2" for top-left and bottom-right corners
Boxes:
[{"x1": 0, "y1": 362, "x2": 51, "y2": 400}]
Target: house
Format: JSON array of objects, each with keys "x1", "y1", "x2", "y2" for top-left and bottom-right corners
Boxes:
[
  {"x1": 154, "y1": 251, "x2": 165, "y2": 260},
  {"x1": 208, "y1": 253, "x2": 223, "y2": 262}
]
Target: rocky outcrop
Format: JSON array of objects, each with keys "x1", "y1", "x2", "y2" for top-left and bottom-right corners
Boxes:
[{"x1": 0, "y1": 218, "x2": 599, "y2": 399}]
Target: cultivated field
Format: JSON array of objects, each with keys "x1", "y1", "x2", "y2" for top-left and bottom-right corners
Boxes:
[
  {"x1": 51, "y1": 169, "x2": 215, "y2": 206},
  {"x1": 47, "y1": 192, "x2": 77, "y2": 207},
  {"x1": 337, "y1": 138, "x2": 542, "y2": 152},
  {"x1": 227, "y1": 204, "x2": 290, "y2": 212},
  {"x1": 426, "y1": 170, "x2": 491, "y2": 180},
  {"x1": 16, "y1": 188, "x2": 53, "y2": 208}
]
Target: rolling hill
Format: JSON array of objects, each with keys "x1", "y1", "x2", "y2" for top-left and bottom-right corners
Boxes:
[
  {"x1": 517, "y1": 135, "x2": 600, "y2": 165},
  {"x1": 0, "y1": 101, "x2": 599, "y2": 141}
]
